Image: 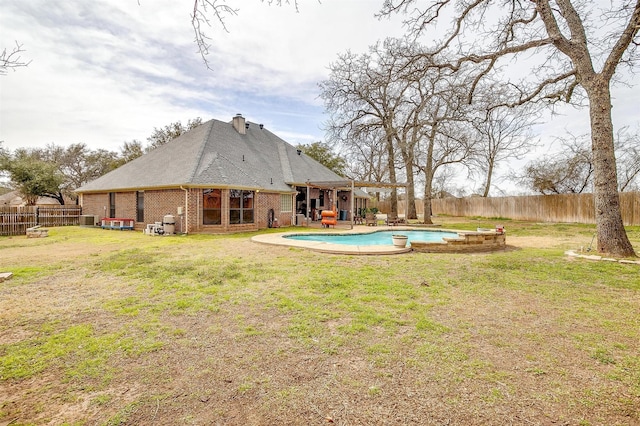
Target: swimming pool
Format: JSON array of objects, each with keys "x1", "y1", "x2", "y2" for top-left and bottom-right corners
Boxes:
[{"x1": 285, "y1": 230, "x2": 459, "y2": 246}]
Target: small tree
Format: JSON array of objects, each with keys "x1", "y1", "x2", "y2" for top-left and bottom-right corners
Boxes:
[
  {"x1": 146, "y1": 118, "x2": 203, "y2": 151},
  {"x1": 295, "y1": 142, "x2": 347, "y2": 177},
  {"x1": 118, "y1": 140, "x2": 145, "y2": 165},
  {"x1": 0, "y1": 150, "x2": 65, "y2": 205},
  {"x1": 43, "y1": 143, "x2": 120, "y2": 201}
]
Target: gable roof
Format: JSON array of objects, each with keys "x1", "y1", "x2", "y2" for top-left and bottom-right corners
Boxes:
[{"x1": 77, "y1": 117, "x2": 345, "y2": 193}]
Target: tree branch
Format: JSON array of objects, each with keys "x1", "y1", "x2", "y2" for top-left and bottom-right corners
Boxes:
[
  {"x1": 0, "y1": 41, "x2": 31, "y2": 75},
  {"x1": 602, "y1": 0, "x2": 640, "y2": 79},
  {"x1": 190, "y1": 0, "x2": 302, "y2": 69}
]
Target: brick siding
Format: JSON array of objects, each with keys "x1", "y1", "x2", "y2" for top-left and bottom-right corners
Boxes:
[{"x1": 81, "y1": 188, "x2": 294, "y2": 233}]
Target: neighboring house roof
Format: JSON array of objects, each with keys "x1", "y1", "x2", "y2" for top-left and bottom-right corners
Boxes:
[
  {"x1": 0, "y1": 191, "x2": 64, "y2": 206},
  {"x1": 77, "y1": 116, "x2": 345, "y2": 193},
  {"x1": 0, "y1": 191, "x2": 18, "y2": 205}
]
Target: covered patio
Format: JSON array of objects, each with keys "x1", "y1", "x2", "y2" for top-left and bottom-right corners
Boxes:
[{"x1": 299, "y1": 179, "x2": 409, "y2": 229}]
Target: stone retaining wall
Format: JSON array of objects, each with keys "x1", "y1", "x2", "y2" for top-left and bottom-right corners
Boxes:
[{"x1": 411, "y1": 231, "x2": 506, "y2": 253}]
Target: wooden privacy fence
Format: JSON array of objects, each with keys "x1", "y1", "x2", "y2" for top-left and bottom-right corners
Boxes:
[
  {"x1": 376, "y1": 200, "x2": 425, "y2": 217},
  {"x1": 431, "y1": 192, "x2": 640, "y2": 225},
  {"x1": 0, "y1": 206, "x2": 82, "y2": 236}
]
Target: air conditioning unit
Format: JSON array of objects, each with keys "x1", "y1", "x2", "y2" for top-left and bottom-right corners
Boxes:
[{"x1": 79, "y1": 215, "x2": 96, "y2": 226}]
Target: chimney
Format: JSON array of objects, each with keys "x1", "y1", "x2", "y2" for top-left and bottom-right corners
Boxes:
[{"x1": 232, "y1": 113, "x2": 246, "y2": 135}]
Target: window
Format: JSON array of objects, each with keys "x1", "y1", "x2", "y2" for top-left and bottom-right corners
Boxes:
[
  {"x1": 136, "y1": 191, "x2": 144, "y2": 223},
  {"x1": 319, "y1": 190, "x2": 325, "y2": 207},
  {"x1": 109, "y1": 192, "x2": 116, "y2": 218},
  {"x1": 280, "y1": 194, "x2": 293, "y2": 213},
  {"x1": 203, "y1": 189, "x2": 222, "y2": 225},
  {"x1": 229, "y1": 190, "x2": 254, "y2": 224}
]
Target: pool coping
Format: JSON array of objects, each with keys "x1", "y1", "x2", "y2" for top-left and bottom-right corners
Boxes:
[{"x1": 251, "y1": 226, "x2": 452, "y2": 255}]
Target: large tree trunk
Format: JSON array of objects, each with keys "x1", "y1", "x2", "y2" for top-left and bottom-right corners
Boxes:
[
  {"x1": 588, "y1": 80, "x2": 636, "y2": 257},
  {"x1": 422, "y1": 171, "x2": 433, "y2": 224},
  {"x1": 399, "y1": 144, "x2": 418, "y2": 220},
  {"x1": 405, "y1": 164, "x2": 418, "y2": 219},
  {"x1": 385, "y1": 134, "x2": 399, "y2": 214},
  {"x1": 421, "y1": 128, "x2": 437, "y2": 225},
  {"x1": 482, "y1": 159, "x2": 494, "y2": 197}
]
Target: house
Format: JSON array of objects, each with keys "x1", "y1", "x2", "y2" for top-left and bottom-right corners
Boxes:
[
  {"x1": 76, "y1": 115, "x2": 361, "y2": 233},
  {"x1": 0, "y1": 190, "x2": 69, "y2": 207}
]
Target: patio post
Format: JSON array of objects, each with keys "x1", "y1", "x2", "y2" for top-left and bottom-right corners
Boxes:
[
  {"x1": 350, "y1": 180, "x2": 354, "y2": 230},
  {"x1": 306, "y1": 183, "x2": 310, "y2": 226}
]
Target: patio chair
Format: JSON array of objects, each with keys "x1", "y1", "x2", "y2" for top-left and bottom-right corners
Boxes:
[
  {"x1": 385, "y1": 212, "x2": 401, "y2": 226},
  {"x1": 365, "y1": 212, "x2": 377, "y2": 226}
]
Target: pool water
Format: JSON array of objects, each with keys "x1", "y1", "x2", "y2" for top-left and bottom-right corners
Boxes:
[{"x1": 285, "y1": 230, "x2": 459, "y2": 246}]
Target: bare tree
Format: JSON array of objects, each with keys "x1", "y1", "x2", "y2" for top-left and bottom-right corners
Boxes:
[
  {"x1": 380, "y1": 0, "x2": 639, "y2": 256},
  {"x1": 469, "y1": 88, "x2": 539, "y2": 197},
  {"x1": 615, "y1": 127, "x2": 640, "y2": 192},
  {"x1": 320, "y1": 42, "x2": 408, "y2": 215},
  {"x1": 401, "y1": 60, "x2": 476, "y2": 223},
  {"x1": 430, "y1": 165, "x2": 460, "y2": 198},
  {"x1": 521, "y1": 135, "x2": 594, "y2": 194},
  {"x1": 0, "y1": 41, "x2": 30, "y2": 75},
  {"x1": 341, "y1": 129, "x2": 391, "y2": 201},
  {"x1": 321, "y1": 39, "x2": 476, "y2": 223},
  {"x1": 522, "y1": 129, "x2": 640, "y2": 194},
  {"x1": 415, "y1": 118, "x2": 475, "y2": 223}
]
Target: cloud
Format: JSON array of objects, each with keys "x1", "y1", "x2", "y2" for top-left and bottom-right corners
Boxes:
[
  {"x1": 0, "y1": 0, "x2": 637, "y2": 188},
  {"x1": 0, "y1": 0, "x2": 407, "y2": 151}
]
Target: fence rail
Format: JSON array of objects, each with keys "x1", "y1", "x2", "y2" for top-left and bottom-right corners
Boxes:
[
  {"x1": 0, "y1": 206, "x2": 82, "y2": 236},
  {"x1": 431, "y1": 192, "x2": 640, "y2": 225}
]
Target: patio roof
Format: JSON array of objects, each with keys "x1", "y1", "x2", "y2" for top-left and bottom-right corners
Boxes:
[
  {"x1": 301, "y1": 179, "x2": 409, "y2": 230},
  {"x1": 305, "y1": 180, "x2": 409, "y2": 190}
]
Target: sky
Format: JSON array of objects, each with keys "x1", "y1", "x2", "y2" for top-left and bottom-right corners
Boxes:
[{"x1": 1, "y1": 0, "x2": 638, "y2": 195}]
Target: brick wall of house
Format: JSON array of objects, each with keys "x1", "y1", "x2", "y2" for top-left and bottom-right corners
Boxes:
[
  {"x1": 80, "y1": 193, "x2": 110, "y2": 219},
  {"x1": 80, "y1": 192, "x2": 135, "y2": 220},
  {"x1": 81, "y1": 188, "x2": 294, "y2": 233},
  {"x1": 117, "y1": 192, "x2": 136, "y2": 220},
  {"x1": 256, "y1": 192, "x2": 280, "y2": 229},
  {"x1": 143, "y1": 189, "x2": 185, "y2": 230}
]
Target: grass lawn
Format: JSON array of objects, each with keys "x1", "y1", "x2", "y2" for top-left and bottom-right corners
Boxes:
[{"x1": 1, "y1": 218, "x2": 639, "y2": 425}]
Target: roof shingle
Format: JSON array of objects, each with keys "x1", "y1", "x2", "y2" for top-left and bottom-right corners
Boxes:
[{"x1": 77, "y1": 117, "x2": 344, "y2": 193}]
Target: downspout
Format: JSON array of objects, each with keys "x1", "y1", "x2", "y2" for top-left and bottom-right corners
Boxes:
[{"x1": 180, "y1": 186, "x2": 189, "y2": 234}]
